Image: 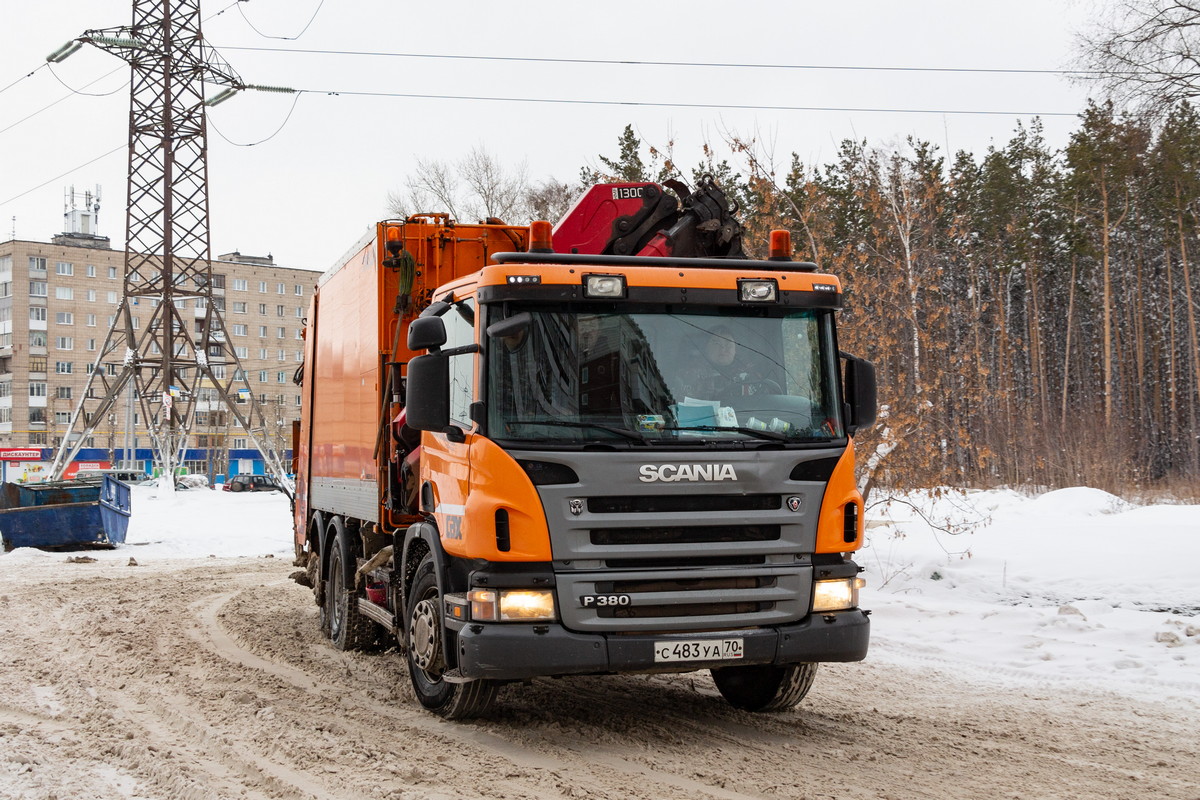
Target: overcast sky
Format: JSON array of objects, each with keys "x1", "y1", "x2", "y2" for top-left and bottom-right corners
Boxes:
[{"x1": 1, "y1": 0, "x2": 1099, "y2": 273}]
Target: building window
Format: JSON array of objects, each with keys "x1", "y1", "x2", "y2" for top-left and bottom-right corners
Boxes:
[
  {"x1": 55, "y1": 361, "x2": 73, "y2": 374},
  {"x1": 56, "y1": 386, "x2": 72, "y2": 399},
  {"x1": 86, "y1": 264, "x2": 96, "y2": 278},
  {"x1": 87, "y1": 314, "x2": 96, "y2": 326},
  {"x1": 55, "y1": 287, "x2": 74, "y2": 300},
  {"x1": 277, "y1": 371, "x2": 287, "y2": 383},
  {"x1": 55, "y1": 312, "x2": 73, "y2": 325},
  {"x1": 0, "y1": 408, "x2": 10, "y2": 424},
  {"x1": 232, "y1": 324, "x2": 247, "y2": 336},
  {"x1": 258, "y1": 325, "x2": 267, "y2": 337},
  {"x1": 29, "y1": 382, "x2": 47, "y2": 397},
  {"x1": 55, "y1": 411, "x2": 71, "y2": 424},
  {"x1": 235, "y1": 346, "x2": 248, "y2": 358},
  {"x1": 0, "y1": 282, "x2": 10, "y2": 298},
  {"x1": 259, "y1": 348, "x2": 268, "y2": 359},
  {"x1": 29, "y1": 408, "x2": 46, "y2": 424},
  {"x1": 87, "y1": 338, "x2": 97, "y2": 351},
  {"x1": 276, "y1": 282, "x2": 285, "y2": 294},
  {"x1": 277, "y1": 327, "x2": 285, "y2": 338},
  {"x1": 107, "y1": 291, "x2": 118, "y2": 303},
  {"x1": 233, "y1": 437, "x2": 248, "y2": 449},
  {"x1": 212, "y1": 365, "x2": 227, "y2": 379},
  {"x1": 30, "y1": 307, "x2": 47, "y2": 321},
  {"x1": 275, "y1": 305, "x2": 284, "y2": 317},
  {"x1": 0, "y1": 382, "x2": 9, "y2": 398},
  {"x1": 56, "y1": 262, "x2": 73, "y2": 276},
  {"x1": 294, "y1": 284, "x2": 303, "y2": 296},
  {"x1": 108, "y1": 265, "x2": 118, "y2": 279},
  {"x1": 212, "y1": 298, "x2": 224, "y2": 311},
  {"x1": 233, "y1": 301, "x2": 246, "y2": 313},
  {"x1": 56, "y1": 337, "x2": 73, "y2": 350},
  {"x1": 233, "y1": 369, "x2": 246, "y2": 380},
  {"x1": 29, "y1": 433, "x2": 47, "y2": 445},
  {"x1": 258, "y1": 303, "x2": 267, "y2": 315},
  {"x1": 258, "y1": 370, "x2": 268, "y2": 382},
  {"x1": 195, "y1": 297, "x2": 208, "y2": 309},
  {"x1": 295, "y1": 307, "x2": 304, "y2": 318},
  {"x1": 211, "y1": 274, "x2": 226, "y2": 289},
  {"x1": 86, "y1": 289, "x2": 97, "y2": 302},
  {"x1": 29, "y1": 332, "x2": 47, "y2": 347},
  {"x1": 28, "y1": 257, "x2": 47, "y2": 273},
  {"x1": 233, "y1": 278, "x2": 248, "y2": 291},
  {"x1": 29, "y1": 281, "x2": 47, "y2": 297},
  {"x1": 257, "y1": 281, "x2": 266, "y2": 293},
  {"x1": 30, "y1": 356, "x2": 47, "y2": 372}
]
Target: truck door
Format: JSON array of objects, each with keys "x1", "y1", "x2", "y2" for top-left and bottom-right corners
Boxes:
[{"x1": 421, "y1": 295, "x2": 478, "y2": 555}]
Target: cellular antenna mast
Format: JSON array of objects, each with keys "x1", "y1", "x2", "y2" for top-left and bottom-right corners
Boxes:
[{"x1": 47, "y1": 1, "x2": 292, "y2": 490}]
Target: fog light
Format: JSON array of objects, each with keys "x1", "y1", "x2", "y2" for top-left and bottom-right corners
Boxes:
[
  {"x1": 499, "y1": 590, "x2": 556, "y2": 621},
  {"x1": 583, "y1": 274, "x2": 626, "y2": 298},
  {"x1": 812, "y1": 578, "x2": 858, "y2": 612},
  {"x1": 738, "y1": 279, "x2": 777, "y2": 302}
]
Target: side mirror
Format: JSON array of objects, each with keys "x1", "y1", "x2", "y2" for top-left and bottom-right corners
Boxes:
[
  {"x1": 408, "y1": 316, "x2": 447, "y2": 351},
  {"x1": 405, "y1": 354, "x2": 450, "y2": 431},
  {"x1": 486, "y1": 311, "x2": 532, "y2": 341},
  {"x1": 842, "y1": 354, "x2": 877, "y2": 436}
]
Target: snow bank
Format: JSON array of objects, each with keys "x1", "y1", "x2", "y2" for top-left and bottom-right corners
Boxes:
[{"x1": 863, "y1": 488, "x2": 1200, "y2": 702}]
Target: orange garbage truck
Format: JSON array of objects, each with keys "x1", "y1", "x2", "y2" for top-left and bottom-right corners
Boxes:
[{"x1": 293, "y1": 178, "x2": 877, "y2": 718}]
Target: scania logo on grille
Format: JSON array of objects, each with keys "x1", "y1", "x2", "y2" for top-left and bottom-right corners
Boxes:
[
  {"x1": 786, "y1": 495, "x2": 803, "y2": 512},
  {"x1": 638, "y1": 463, "x2": 738, "y2": 483},
  {"x1": 569, "y1": 498, "x2": 584, "y2": 516}
]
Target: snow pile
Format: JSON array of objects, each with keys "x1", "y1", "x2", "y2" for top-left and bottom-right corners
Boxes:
[
  {"x1": 0, "y1": 485, "x2": 294, "y2": 564},
  {"x1": 862, "y1": 487, "x2": 1200, "y2": 701}
]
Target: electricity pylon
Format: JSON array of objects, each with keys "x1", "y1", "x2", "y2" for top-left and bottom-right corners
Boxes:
[{"x1": 47, "y1": 1, "x2": 292, "y2": 490}]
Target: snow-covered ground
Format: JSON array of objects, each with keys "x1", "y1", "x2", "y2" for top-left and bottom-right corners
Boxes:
[
  {"x1": 2, "y1": 483, "x2": 1197, "y2": 704},
  {"x1": 862, "y1": 487, "x2": 1200, "y2": 702}
]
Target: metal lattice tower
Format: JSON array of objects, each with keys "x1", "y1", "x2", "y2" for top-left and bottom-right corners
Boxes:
[{"x1": 49, "y1": 0, "x2": 292, "y2": 488}]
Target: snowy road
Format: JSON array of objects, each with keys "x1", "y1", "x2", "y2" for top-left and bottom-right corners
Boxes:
[{"x1": 0, "y1": 553, "x2": 1196, "y2": 800}]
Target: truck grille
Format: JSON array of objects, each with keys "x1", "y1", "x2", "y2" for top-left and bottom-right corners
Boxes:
[
  {"x1": 591, "y1": 524, "x2": 780, "y2": 546},
  {"x1": 588, "y1": 494, "x2": 780, "y2": 514}
]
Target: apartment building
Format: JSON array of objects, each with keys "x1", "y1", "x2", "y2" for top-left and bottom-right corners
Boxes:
[{"x1": 0, "y1": 230, "x2": 318, "y2": 482}]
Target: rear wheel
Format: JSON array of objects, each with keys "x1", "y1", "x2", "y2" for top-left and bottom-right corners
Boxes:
[
  {"x1": 406, "y1": 554, "x2": 499, "y2": 719},
  {"x1": 711, "y1": 662, "x2": 818, "y2": 712},
  {"x1": 326, "y1": 523, "x2": 374, "y2": 650},
  {"x1": 229, "y1": 481, "x2": 244, "y2": 492}
]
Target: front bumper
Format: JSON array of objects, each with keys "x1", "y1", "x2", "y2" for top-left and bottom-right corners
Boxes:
[{"x1": 448, "y1": 608, "x2": 869, "y2": 681}]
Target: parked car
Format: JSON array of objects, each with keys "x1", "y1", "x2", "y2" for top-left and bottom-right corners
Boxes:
[{"x1": 222, "y1": 475, "x2": 281, "y2": 493}]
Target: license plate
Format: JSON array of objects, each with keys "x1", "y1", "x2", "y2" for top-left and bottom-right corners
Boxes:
[{"x1": 654, "y1": 638, "x2": 744, "y2": 663}]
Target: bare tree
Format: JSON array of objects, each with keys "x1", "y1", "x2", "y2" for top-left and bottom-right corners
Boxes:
[
  {"x1": 386, "y1": 146, "x2": 530, "y2": 223},
  {"x1": 524, "y1": 178, "x2": 581, "y2": 223},
  {"x1": 1076, "y1": 1, "x2": 1200, "y2": 115}
]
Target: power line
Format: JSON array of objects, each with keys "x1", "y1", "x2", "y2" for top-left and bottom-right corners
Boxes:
[
  {"x1": 207, "y1": 92, "x2": 303, "y2": 146},
  {"x1": 0, "y1": 144, "x2": 125, "y2": 210},
  {"x1": 47, "y1": 63, "x2": 129, "y2": 97},
  {"x1": 216, "y1": 44, "x2": 1092, "y2": 76},
  {"x1": 236, "y1": 0, "x2": 326, "y2": 40},
  {"x1": 296, "y1": 87, "x2": 1079, "y2": 117},
  {"x1": 0, "y1": 67, "x2": 125, "y2": 137},
  {"x1": 0, "y1": 63, "x2": 48, "y2": 99}
]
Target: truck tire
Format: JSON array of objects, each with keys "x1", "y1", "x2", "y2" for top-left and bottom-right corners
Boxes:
[
  {"x1": 326, "y1": 526, "x2": 375, "y2": 651},
  {"x1": 405, "y1": 554, "x2": 499, "y2": 719},
  {"x1": 711, "y1": 662, "x2": 818, "y2": 712}
]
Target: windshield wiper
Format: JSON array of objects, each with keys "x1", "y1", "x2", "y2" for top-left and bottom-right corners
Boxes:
[
  {"x1": 663, "y1": 425, "x2": 790, "y2": 442},
  {"x1": 516, "y1": 419, "x2": 648, "y2": 442}
]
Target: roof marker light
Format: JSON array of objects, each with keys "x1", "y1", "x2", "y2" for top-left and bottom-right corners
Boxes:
[{"x1": 583, "y1": 274, "x2": 626, "y2": 299}]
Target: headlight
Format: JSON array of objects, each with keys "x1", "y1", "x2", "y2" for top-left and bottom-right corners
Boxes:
[
  {"x1": 811, "y1": 577, "x2": 865, "y2": 613},
  {"x1": 468, "y1": 589, "x2": 557, "y2": 622}
]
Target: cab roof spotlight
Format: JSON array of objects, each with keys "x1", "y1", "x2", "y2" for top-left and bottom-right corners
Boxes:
[
  {"x1": 583, "y1": 274, "x2": 626, "y2": 299},
  {"x1": 738, "y1": 278, "x2": 778, "y2": 303}
]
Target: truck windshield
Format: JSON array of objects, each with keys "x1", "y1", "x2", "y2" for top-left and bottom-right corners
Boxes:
[{"x1": 486, "y1": 308, "x2": 844, "y2": 446}]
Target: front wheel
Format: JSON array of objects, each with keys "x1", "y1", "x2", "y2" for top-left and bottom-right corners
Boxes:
[
  {"x1": 406, "y1": 554, "x2": 499, "y2": 719},
  {"x1": 711, "y1": 662, "x2": 818, "y2": 712}
]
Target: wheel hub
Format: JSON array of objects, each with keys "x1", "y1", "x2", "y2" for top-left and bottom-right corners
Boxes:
[{"x1": 409, "y1": 598, "x2": 442, "y2": 672}]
